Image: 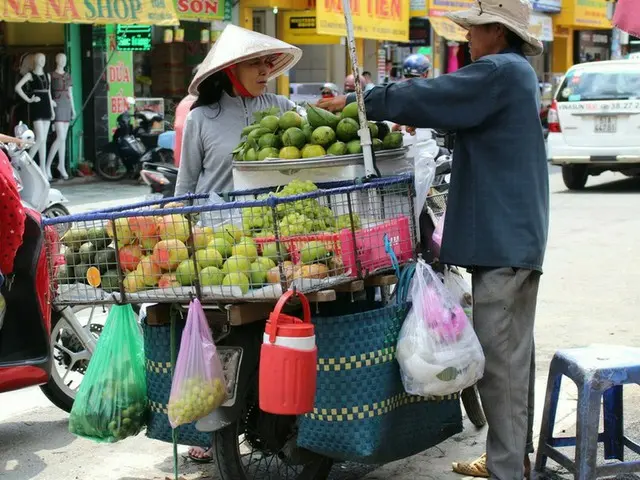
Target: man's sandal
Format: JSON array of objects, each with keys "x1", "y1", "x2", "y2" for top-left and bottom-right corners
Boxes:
[
  {"x1": 451, "y1": 453, "x2": 489, "y2": 478},
  {"x1": 452, "y1": 453, "x2": 532, "y2": 479}
]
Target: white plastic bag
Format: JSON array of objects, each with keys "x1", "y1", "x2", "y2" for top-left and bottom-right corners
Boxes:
[
  {"x1": 413, "y1": 140, "x2": 438, "y2": 235},
  {"x1": 397, "y1": 260, "x2": 484, "y2": 397},
  {"x1": 444, "y1": 267, "x2": 473, "y2": 322},
  {"x1": 431, "y1": 212, "x2": 445, "y2": 258},
  {"x1": 199, "y1": 191, "x2": 243, "y2": 231}
]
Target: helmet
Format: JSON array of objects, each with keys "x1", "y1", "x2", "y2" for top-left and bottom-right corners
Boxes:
[
  {"x1": 320, "y1": 82, "x2": 339, "y2": 97},
  {"x1": 402, "y1": 54, "x2": 430, "y2": 78},
  {"x1": 344, "y1": 74, "x2": 366, "y2": 93}
]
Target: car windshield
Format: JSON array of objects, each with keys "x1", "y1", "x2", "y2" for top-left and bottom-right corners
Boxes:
[{"x1": 556, "y1": 66, "x2": 640, "y2": 102}]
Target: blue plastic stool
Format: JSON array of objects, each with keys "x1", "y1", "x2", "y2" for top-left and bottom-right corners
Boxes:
[{"x1": 535, "y1": 346, "x2": 640, "y2": 479}]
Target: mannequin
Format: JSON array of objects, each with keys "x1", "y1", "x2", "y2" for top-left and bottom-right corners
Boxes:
[
  {"x1": 14, "y1": 52, "x2": 56, "y2": 176},
  {"x1": 46, "y1": 53, "x2": 75, "y2": 180}
]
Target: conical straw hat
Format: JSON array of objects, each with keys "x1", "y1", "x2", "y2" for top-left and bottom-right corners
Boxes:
[{"x1": 189, "y1": 24, "x2": 302, "y2": 96}]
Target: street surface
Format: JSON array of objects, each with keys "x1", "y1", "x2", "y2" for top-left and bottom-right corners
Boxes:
[{"x1": 2, "y1": 171, "x2": 640, "y2": 480}]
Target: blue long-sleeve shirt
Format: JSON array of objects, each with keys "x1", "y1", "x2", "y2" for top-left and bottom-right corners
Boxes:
[{"x1": 348, "y1": 51, "x2": 549, "y2": 271}]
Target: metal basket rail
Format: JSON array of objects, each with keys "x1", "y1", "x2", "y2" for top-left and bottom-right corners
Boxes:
[{"x1": 43, "y1": 175, "x2": 417, "y2": 306}]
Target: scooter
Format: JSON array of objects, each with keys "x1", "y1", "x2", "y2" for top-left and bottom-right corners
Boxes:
[
  {"x1": 140, "y1": 130, "x2": 178, "y2": 198},
  {"x1": 0, "y1": 196, "x2": 101, "y2": 413},
  {"x1": 2, "y1": 123, "x2": 70, "y2": 221}
]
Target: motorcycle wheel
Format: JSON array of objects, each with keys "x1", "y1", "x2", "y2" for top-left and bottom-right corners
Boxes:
[
  {"x1": 95, "y1": 151, "x2": 128, "y2": 181},
  {"x1": 43, "y1": 204, "x2": 71, "y2": 236},
  {"x1": 213, "y1": 380, "x2": 333, "y2": 480},
  {"x1": 461, "y1": 385, "x2": 487, "y2": 428}
]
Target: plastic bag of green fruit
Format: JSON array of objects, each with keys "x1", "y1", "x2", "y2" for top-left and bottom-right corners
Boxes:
[
  {"x1": 167, "y1": 299, "x2": 227, "y2": 428},
  {"x1": 68, "y1": 304, "x2": 148, "y2": 442}
]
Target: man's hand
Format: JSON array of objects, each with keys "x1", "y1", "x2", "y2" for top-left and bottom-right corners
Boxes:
[
  {"x1": 392, "y1": 124, "x2": 417, "y2": 136},
  {"x1": 316, "y1": 95, "x2": 347, "y2": 112}
]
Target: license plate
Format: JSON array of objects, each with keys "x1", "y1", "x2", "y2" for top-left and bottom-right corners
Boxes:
[{"x1": 594, "y1": 116, "x2": 617, "y2": 133}]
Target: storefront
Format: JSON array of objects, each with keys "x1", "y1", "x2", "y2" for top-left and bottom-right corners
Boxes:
[
  {"x1": 425, "y1": 0, "x2": 473, "y2": 78},
  {"x1": 1, "y1": 0, "x2": 179, "y2": 175},
  {"x1": 381, "y1": 17, "x2": 432, "y2": 83},
  {"x1": 552, "y1": 0, "x2": 611, "y2": 73}
]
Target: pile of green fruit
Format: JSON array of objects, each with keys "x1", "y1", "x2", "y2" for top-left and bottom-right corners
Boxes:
[
  {"x1": 168, "y1": 376, "x2": 227, "y2": 426},
  {"x1": 241, "y1": 178, "x2": 360, "y2": 239},
  {"x1": 68, "y1": 365, "x2": 148, "y2": 442},
  {"x1": 57, "y1": 225, "x2": 121, "y2": 292},
  {"x1": 233, "y1": 104, "x2": 404, "y2": 161}
]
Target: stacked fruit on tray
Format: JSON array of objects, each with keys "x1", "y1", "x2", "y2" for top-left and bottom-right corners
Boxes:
[
  {"x1": 55, "y1": 180, "x2": 356, "y2": 294},
  {"x1": 233, "y1": 104, "x2": 404, "y2": 161}
]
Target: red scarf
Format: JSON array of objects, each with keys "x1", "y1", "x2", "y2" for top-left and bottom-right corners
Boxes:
[
  {"x1": 224, "y1": 67, "x2": 254, "y2": 98},
  {"x1": 613, "y1": 0, "x2": 640, "y2": 38}
]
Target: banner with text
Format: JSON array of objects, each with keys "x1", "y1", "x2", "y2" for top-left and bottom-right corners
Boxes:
[
  {"x1": 2, "y1": 0, "x2": 178, "y2": 25},
  {"x1": 428, "y1": 0, "x2": 475, "y2": 16},
  {"x1": 574, "y1": 0, "x2": 610, "y2": 28},
  {"x1": 316, "y1": 0, "x2": 410, "y2": 42},
  {"x1": 281, "y1": 11, "x2": 341, "y2": 44}
]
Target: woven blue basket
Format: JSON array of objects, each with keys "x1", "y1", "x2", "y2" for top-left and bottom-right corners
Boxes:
[
  {"x1": 142, "y1": 319, "x2": 212, "y2": 447},
  {"x1": 297, "y1": 266, "x2": 463, "y2": 464}
]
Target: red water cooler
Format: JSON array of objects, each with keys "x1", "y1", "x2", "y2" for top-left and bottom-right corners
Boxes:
[{"x1": 259, "y1": 290, "x2": 317, "y2": 415}]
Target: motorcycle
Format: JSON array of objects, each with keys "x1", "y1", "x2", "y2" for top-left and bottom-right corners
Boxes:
[
  {"x1": 0, "y1": 205, "x2": 103, "y2": 413},
  {"x1": 2, "y1": 123, "x2": 70, "y2": 223},
  {"x1": 95, "y1": 97, "x2": 172, "y2": 182},
  {"x1": 139, "y1": 130, "x2": 178, "y2": 198}
]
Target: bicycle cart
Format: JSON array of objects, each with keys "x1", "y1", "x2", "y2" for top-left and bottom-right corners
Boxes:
[{"x1": 41, "y1": 164, "x2": 483, "y2": 478}]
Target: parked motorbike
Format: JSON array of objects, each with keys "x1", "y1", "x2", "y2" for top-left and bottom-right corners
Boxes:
[
  {"x1": 0, "y1": 204, "x2": 103, "y2": 412},
  {"x1": 95, "y1": 97, "x2": 173, "y2": 182},
  {"x1": 1, "y1": 123, "x2": 70, "y2": 223},
  {"x1": 140, "y1": 130, "x2": 178, "y2": 198}
]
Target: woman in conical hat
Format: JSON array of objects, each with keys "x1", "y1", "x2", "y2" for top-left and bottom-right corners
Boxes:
[{"x1": 175, "y1": 25, "x2": 302, "y2": 198}]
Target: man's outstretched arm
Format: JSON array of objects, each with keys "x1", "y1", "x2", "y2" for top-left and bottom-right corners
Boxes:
[{"x1": 344, "y1": 59, "x2": 500, "y2": 131}]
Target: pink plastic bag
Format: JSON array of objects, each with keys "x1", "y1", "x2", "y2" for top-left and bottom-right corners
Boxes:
[
  {"x1": 431, "y1": 213, "x2": 445, "y2": 257},
  {"x1": 167, "y1": 299, "x2": 227, "y2": 428}
]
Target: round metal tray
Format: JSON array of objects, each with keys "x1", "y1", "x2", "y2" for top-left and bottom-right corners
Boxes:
[{"x1": 232, "y1": 147, "x2": 409, "y2": 172}]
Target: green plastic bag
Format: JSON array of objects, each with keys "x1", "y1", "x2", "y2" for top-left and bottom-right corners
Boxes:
[{"x1": 69, "y1": 304, "x2": 148, "y2": 442}]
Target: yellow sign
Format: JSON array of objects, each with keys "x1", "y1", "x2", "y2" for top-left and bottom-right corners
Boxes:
[
  {"x1": 574, "y1": 0, "x2": 611, "y2": 28},
  {"x1": 429, "y1": 16, "x2": 467, "y2": 42},
  {"x1": 554, "y1": 0, "x2": 611, "y2": 29},
  {"x1": 281, "y1": 10, "x2": 341, "y2": 45},
  {"x1": 411, "y1": 0, "x2": 427, "y2": 17},
  {"x1": 428, "y1": 0, "x2": 475, "y2": 16},
  {"x1": 2, "y1": 0, "x2": 179, "y2": 25},
  {"x1": 316, "y1": 0, "x2": 410, "y2": 42}
]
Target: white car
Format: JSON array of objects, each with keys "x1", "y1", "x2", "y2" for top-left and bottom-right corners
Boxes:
[{"x1": 547, "y1": 59, "x2": 640, "y2": 190}]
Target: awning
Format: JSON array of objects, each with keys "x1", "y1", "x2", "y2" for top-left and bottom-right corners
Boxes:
[
  {"x1": 429, "y1": 17, "x2": 468, "y2": 43},
  {"x1": 2, "y1": 0, "x2": 179, "y2": 25}
]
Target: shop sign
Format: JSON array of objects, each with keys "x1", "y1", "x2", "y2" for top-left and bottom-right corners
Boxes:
[
  {"x1": 574, "y1": 0, "x2": 611, "y2": 28},
  {"x1": 377, "y1": 48, "x2": 386, "y2": 84},
  {"x1": 429, "y1": 16, "x2": 467, "y2": 42},
  {"x1": 529, "y1": 12, "x2": 553, "y2": 42},
  {"x1": 106, "y1": 26, "x2": 135, "y2": 134},
  {"x1": 410, "y1": 0, "x2": 427, "y2": 17},
  {"x1": 280, "y1": 10, "x2": 341, "y2": 44},
  {"x1": 315, "y1": 0, "x2": 410, "y2": 42},
  {"x1": 428, "y1": 0, "x2": 475, "y2": 17},
  {"x1": 175, "y1": 0, "x2": 225, "y2": 20},
  {"x1": 531, "y1": 0, "x2": 561, "y2": 13},
  {"x1": 2, "y1": 0, "x2": 178, "y2": 25},
  {"x1": 116, "y1": 24, "x2": 153, "y2": 51}
]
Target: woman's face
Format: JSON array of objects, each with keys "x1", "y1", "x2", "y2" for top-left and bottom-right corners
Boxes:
[{"x1": 232, "y1": 56, "x2": 275, "y2": 96}]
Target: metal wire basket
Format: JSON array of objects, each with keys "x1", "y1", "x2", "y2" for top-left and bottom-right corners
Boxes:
[{"x1": 43, "y1": 175, "x2": 417, "y2": 306}]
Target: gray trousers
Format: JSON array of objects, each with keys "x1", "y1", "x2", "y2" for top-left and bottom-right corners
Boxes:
[{"x1": 472, "y1": 267, "x2": 541, "y2": 480}]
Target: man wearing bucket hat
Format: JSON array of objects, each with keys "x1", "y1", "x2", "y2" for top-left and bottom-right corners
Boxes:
[
  {"x1": 318, "y1": 1, "x2": 548, "y2": 479},
  {"x1": 175, "y1": 24, "x2": 302, "y2": 198}
]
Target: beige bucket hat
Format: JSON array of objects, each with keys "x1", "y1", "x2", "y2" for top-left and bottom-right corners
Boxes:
[
  {"x1": 445, "y1": 0, "x2": 543, "y2": 56},
  {"x1": 188, "y1": 24, "x2": 302, "y2": 96}
]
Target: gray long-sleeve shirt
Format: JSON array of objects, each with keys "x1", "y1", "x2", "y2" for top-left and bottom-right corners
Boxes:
[
  {"x1": 348, "y1": 50, "x2": 549, "y2": 271},
  {"x1": 175, "y1": 91, "x2": 296, "y2": 196}
]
